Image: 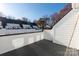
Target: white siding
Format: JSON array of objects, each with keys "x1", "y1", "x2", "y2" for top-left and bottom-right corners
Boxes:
[{"x1": 44, "y1": 9, "x2": 79, "y2": 49}]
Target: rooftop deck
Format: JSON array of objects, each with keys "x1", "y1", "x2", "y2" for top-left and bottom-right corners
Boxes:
[{"x1": 0, "y1": 3, "x2": 79, "y2": 56}]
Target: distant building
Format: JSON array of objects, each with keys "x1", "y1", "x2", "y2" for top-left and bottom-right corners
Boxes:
[
  {"x1": 0, "y1": 17, "x2": 38, "y2": 30},
  {"x1": 23, "y1": 24, "x2": 32, "y2": 29},
  {"x1": 6, "y1": 23, "x2": 22, "y2": 29}
]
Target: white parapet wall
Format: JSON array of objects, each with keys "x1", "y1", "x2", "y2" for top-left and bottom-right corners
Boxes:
[
  {"x1": 44, "y1": 9, "x2": 79, "y2": 50},
  {"x1": 0, "y1": 32, "x2": 44, "y2": 54}
]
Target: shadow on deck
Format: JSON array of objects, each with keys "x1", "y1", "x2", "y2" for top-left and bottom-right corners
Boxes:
[{"x1": 0, "y1": 39, "x2": 79, "y2": 56}]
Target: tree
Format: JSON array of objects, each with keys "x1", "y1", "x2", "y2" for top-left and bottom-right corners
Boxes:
[
  {"x1": 51, "y1": 13, "x2": 60, "y2": 24},
  {"x1": 33, "y1": 20, "x2": 37, "y2": 23},
  {"x1": 36, "y1": 18, "x2": 46, "y2": 31},
  {"x1": 51, "y1": 3, "x2": 72, "y2": 26},
  {"x1": 22, "y1": 17, "x2": 28, "y2": 22},
  {"x1": 6, "y1": 15, "x2": 15, "y2": 20},
  {"x1": 1, "y1": 17, "x2": 7, "y2": 28}
]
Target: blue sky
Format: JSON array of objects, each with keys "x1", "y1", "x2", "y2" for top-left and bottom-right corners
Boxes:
[{"x1": 0, "y1": 3, "x2": 67, "y2": 21}]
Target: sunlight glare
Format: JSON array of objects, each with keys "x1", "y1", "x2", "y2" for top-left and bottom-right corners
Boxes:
[{"x1": 0, "y1": 3, "x2": 6, "y2": 13}]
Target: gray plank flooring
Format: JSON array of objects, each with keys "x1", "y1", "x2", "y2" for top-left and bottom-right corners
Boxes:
[{"x1": 0, "y1": 39, "x2": 79, "y2": 56}]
